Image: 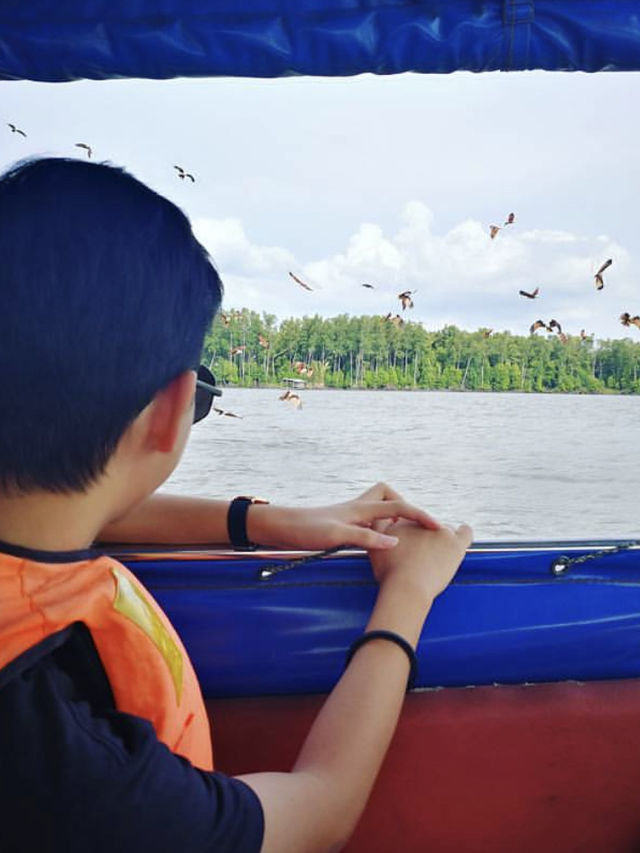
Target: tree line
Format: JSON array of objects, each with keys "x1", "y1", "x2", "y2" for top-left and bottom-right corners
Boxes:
[{"x1": 202, "y1": 309, "x2": 640, "y2": 393}]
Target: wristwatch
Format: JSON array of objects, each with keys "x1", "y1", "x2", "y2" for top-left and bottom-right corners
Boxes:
[{"x1": 227, "y1": 496, "x2": 270, "y2": 550}]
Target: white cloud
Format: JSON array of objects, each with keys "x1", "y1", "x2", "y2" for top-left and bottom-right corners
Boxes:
[
  {"x1": 193, "y1": 217, "x2": 296, "y2": 276},
  {"x1": 193, "y1": 204, "x2": 639, "y2": 340}
]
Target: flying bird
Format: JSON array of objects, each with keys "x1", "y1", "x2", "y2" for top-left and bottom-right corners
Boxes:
[
  {"x1": 361, "y1": 283, "x2": 375, "y2": 289},
  {"x1": 594, "y1": 259, "x2": 612, "y2": 290},
  {"x1": 279, "y1": 389, "x2": 302, "y2": 409},
  {"x1": 530, "y1": 319, "x2": 548, "y2": 335},
  {"x1": 219, "y1": 311, "x2": 231, "y2": 327},
  {"x1": 504, "y1": 212, "x2": 516, "y2": 226},
  {"x1": 620, "y1": 312, "x2": 640, "y2": 329},
  {"x1": 398, "y1": 290, "x2": 416, "y2": 311},
  {"x1": 482, "y1": 329, "x2": 493, "y2": 338},
  {"x1": 7, "y1": 123, "x2": 26, "y2": 137},
  {"x1": 258, "y1": 335, "x2": 270, "y2": 348},
  {"x1": 489, "y1": 225, "x2": 501, "y2": 240},
  {"x1": 174, "y1": 165, "x2": 195, "y2": 182},
  {"x1": 230, "y1": 345, "x2": 246, "y2": 356},
  {"x1": 213, "y1": 406, "x2": 243, "y2": 419},
  {"x1": 519, "y1": 287, "x2": 539, "y2": 299},
  {"x1": 75, "y1": 143, "x2": 92, "y2": 159},
  {"x1": 548, "y1": 319, "x2": 563, "y2": 334},
  {"x1": 289, "y1": 271, "x2": 313, "y2": 292},
  {"x1": 383, "y1": 312, "x2": 405, "y2": 328}
]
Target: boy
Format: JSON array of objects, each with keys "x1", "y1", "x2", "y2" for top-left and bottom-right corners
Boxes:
[{"x1": 0, "y1": 158, "x2": 471, "y2": 852}]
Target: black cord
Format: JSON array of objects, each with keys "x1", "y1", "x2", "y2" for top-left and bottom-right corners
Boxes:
[{"x1": 256, "y1": 545, "x2": 346, "y2": 580}]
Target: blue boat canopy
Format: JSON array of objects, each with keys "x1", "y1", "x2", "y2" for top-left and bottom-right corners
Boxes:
[{"x1": 2, "y1": 1, "x2": 640, "y2": 82}]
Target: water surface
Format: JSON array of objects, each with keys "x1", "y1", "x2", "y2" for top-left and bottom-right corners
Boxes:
[{"x1": 163, "y1": 390, "x2": 639, "y2": 541}]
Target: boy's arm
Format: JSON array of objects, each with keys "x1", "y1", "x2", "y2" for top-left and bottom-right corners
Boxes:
[
  {"x1": 239, "y1": 520, "x2": 472, "y2": 852},
  {"x1": 96, "y1": 483, "x2": 440, "y2": 550}
]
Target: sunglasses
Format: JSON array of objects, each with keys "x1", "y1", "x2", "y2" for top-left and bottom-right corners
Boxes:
[{"x1": 194, "y1": 364, "x2": 223, "y2": 423}]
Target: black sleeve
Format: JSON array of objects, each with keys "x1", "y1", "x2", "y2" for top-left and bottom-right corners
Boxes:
[{"x1": 0, "y1": 626, "x2": 264, "y2": 853}]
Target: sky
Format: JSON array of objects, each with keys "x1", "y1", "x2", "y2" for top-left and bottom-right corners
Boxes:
[{"x1": 2, "y1": 70, "x2": 639, "y2": 340}]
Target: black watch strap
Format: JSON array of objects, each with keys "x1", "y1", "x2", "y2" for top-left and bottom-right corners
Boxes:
[{"x1": 227, "y1": 496, "x2": 268, "y2": 550}]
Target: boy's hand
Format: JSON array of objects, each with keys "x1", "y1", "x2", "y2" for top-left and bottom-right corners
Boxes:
[
  {"x1": 368, "y1": 519, "x2": 472, "y2": 602},
  {"x1": 246, "y1": 481, "x2": 440, "y2": 551}
]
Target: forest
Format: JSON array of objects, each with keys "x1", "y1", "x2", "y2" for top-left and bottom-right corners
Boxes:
[{"x1": 203, "y1": 309, "x2": 640, "y2": 393}]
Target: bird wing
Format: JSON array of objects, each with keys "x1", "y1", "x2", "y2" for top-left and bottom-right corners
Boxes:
[{"x1": 596, "y1": 259, "x2": 613, "y2": 276}]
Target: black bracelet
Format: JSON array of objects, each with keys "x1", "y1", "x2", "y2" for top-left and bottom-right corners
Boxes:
[{"x1": 345, "y1": 630, "x2": 418, "y2": 691}]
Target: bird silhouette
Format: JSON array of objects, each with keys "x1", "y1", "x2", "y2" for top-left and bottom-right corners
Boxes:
[
  {"x1": 173, "y1": 165, "x2": 195, "y2": 182},
  {"x1": 489, "y1": 225, "x2": 501, "y2": 240},
  {"x1": 75, "y1": 143, "x2": 92, "y2": 159},
  {"x1": 213, "y1": 406, "x2": 243, "y2": 419},
  {"x1": 289, "y1": 271, "x2": 313, "y2": 291},
  {"x1": 594, "y1": 259, "x2": 612, "y2": 290},
  {"x1": 530, "y1": 319, "x2": 548, "y2": 335},
  {"x1": 398, "y1": 290, "x2": 416, "y2": 311},
  {"x1": 279, "y1": 389, "x2": 303, "y2": 409},
  {"x1": 383, "y1": 312, "x2": 404, "y2": 328},
  {"x1": 519, "y1": 287, "x2": 539, "y2": 299},
  {"x1": 620, "y1": 312, "x2": 640, "y2": 329},
  {"x1": 7, "y1": 123, "x2": 26, "y2": 137},
  {"x1": 361, "y1": 283, "x2": 375, "y2": 289},
  {"x1": 504, "y1": 212, "x2": 515, "y2": 226}
]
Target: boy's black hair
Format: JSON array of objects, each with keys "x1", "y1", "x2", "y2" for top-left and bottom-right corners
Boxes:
[{"x1": 0, "y1": 157, "x2": 222, "y2": 494}]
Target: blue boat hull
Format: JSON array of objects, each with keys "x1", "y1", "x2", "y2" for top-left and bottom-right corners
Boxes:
[{"x1": 119, "y1": 541, "x2": 640, "y2": 698}]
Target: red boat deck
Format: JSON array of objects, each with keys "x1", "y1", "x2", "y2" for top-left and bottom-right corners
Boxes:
[{"x1": 208, "y1": 679, "x2": 640, "y2": 852}]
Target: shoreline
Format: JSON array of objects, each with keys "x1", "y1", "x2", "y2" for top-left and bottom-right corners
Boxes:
[{"x1": 222, "y1": 384, "x2": 635, "y2": 396}]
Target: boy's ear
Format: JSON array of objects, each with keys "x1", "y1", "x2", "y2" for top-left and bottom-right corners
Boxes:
[{"x1": 145, "y1": 370, "x2": 196, "y2": 453}]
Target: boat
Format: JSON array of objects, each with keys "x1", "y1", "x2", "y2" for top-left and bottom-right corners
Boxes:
[
  {"x1": 115, "y1": 539, "x2": 640, "y2": 851},
  {"x1": 4, "y1": 4, "x2": 640, "y2": 850}
]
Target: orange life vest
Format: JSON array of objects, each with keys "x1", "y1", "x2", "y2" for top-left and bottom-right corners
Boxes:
[{"x1": 0, "y1": 551, "x2": 213, "y2": 771}]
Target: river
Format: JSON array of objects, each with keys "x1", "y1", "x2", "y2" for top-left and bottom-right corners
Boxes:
[{"x1": 162, "y1": 389, "x2": 639, "y2": 541}]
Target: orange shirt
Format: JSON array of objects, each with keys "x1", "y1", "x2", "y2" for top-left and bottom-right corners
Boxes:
[{"x1": 0, "y1": 548, "x2": 213, "y2": 770}]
